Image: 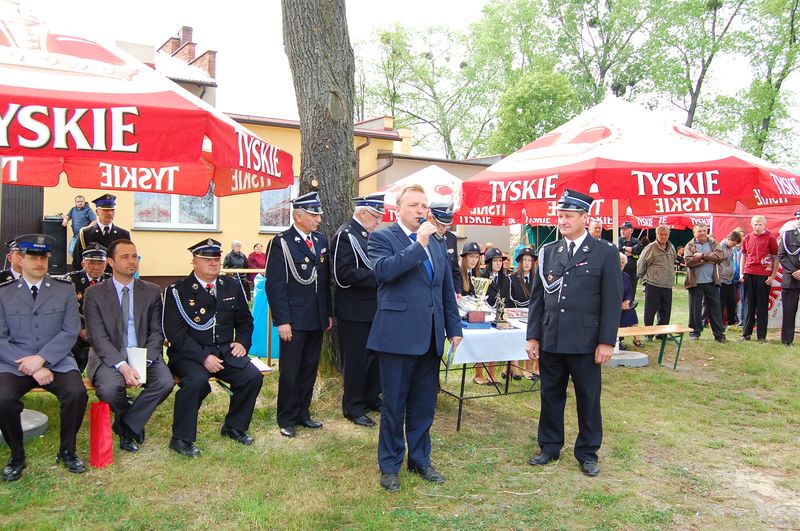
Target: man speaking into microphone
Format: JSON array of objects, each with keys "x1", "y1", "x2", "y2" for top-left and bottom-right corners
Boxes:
[{"x1": 367, "y1": 184, "x2": 462, "y2": 492}]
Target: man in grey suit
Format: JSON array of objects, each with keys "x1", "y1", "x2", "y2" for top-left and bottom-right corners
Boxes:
[
  {"x1": 0, "y1": 234, "x2": 87, "y2": 481},
  {"x1": 84, "y1": 240, "x2": 174, "y2": 453}
]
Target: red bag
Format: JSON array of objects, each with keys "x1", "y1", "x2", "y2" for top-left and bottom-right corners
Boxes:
[{"x1": 89, "y1": 401, "x2": 113, "y2": 468}]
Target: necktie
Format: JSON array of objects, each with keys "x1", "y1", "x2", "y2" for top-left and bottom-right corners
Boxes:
[
  {"x1": 89, "y1": 279, "x2": 97, "y2": 286},
  {"x1": 103, "y1": 226, "x2": 110, "y2": 237},
  {"x1": 120, "y1": 286, "x2": 130, "y2": 349},
  {"x1": 305, "y1": 236, "x2": 314, "y2": 254},
  {"x1": 408, "y1": 233, "x2": 434, "y2": 281},
  {"x1": 30, "y1": 285, "x2": 38, "y2": 301},
  {"x1": 568, "y1": 241, "x2": 576, "y2": 260},
  {"x1": 206, "y1": 283, "x2": 216, "y2": 297},
  {"x1": 525, "y1": 275, "x2": 531, "y2": 289}
]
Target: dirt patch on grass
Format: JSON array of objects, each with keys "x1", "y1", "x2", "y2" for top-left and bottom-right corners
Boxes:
[{"x1": 715, "y1": 468, "x2": 800, "y2": 529}]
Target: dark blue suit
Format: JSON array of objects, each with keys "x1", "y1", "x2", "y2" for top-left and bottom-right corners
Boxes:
[
  {"x1": 367, "y1": 222, "x2": 462, "y2": 474},
  {"x1": 527, "y1": 234, "x2": 621, "y2": 463}
]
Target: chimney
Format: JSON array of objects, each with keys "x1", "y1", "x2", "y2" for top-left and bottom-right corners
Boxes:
[
  {"x1": 190, "y1": 50, "x2": 217, "y2": 79},
  {"x1": 173, "y1": 41, "x2": 196, "y2": 62},
  {"x1": 158, "y1": 37, "x2": 180, "y2": 54},
  {"x1": 179, "y1": 26, "x2": 193, "y2": 46}
]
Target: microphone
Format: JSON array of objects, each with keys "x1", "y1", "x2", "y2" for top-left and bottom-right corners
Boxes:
[{"x1": 419, "y1": 217, "x2": 444, "y2": 241}]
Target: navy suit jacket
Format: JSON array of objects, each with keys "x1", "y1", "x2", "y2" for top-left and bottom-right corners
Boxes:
[
  {"x1": 527, "y1": 235, "x2": 621, "y2": 354},
  {"x1": 367, "y1": 222, "x2": 462, "y2": 356}
]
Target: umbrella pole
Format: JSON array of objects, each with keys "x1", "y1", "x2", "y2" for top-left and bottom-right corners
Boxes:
[{"x1": 612, "y1": 199, "x2": 619, "y2": 248}]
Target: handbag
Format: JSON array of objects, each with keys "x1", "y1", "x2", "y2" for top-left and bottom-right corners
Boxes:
[{"x1": 89, "y1": 401, "x2": 114, "y2": 468}]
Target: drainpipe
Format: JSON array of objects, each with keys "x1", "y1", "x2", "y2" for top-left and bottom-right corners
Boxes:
[{"x1": 353, "y1": 136, "x2": 371, "y2": 196}]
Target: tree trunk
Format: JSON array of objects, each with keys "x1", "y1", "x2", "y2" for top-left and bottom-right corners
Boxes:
[{"x1": 282, "y1": 0, "x2": 356, "y2": 370}]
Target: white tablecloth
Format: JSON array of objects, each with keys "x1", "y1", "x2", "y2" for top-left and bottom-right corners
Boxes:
[{"x1": 449, "y1": 319, "x2": 528, "y2": 365}]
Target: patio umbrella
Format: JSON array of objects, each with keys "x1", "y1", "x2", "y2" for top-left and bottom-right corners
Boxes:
[
  {"x1": 462, "y1": 98, "x2": 800, "y2": 220},
  {"x1": 0, "y1": 4, "x2": 293, "y2": 196}
]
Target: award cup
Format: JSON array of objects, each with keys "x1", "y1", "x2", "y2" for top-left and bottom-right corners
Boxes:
[{"x1": 466, "y1": 276, "x2": 491, "y2": 322}]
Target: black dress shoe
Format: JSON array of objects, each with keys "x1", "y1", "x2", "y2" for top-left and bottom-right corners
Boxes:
[
  {"x1": 299, "y1": 419, "x2": 323, "y2": 429},
  {"x1": 279, "y1": 426, "x2": 296, "y2": 438},
  {"x1": 169, "y1": 438, "x2": 200, "y2": 457},
  {"x1": 220, "y1": 426, "x2": 255, "y2": 445},
  {"x1": 119, "y1": 435, "x2": 139, "y2": 453},
  {"x1": 2, "y1": 457, "x2": 26, "y2": 482},
  {"x1": 347, "y1": 415, "x2": 376, "y2": 427},
  {"x1": 380, "y1": 472, "x2": 400, "y2": 492},
  {"x1": 581, "y1": 460, "x2": 600, "y2": 476},
  {"x1": 56, "y1": 449, "x2": 86, "y2": 473},
  {"x1": 409, "y1": 465, "x2": 445, "y2": 483},
  {"x1": 715, "y1": 336, "x2": 728, "y2": 343},
  {"x1": 528, "y1": 452, "x2": 559, "y2": 466}
]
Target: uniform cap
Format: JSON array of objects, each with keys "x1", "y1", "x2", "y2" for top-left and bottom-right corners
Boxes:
[
  {"x1": 620, "y1": 221, "x2": 634, "y2": 229},
  {"x1": 188, "y1": 238, "x2": 222, "y2": 257},
  {"x1": 515, "y1": 247, "x2": 536, "y2": 260},
  {"x1": 353, "y1": 192, "x2": 385, "y2": 215},
  {"x1": 556, "y1": 189, "x2": 593, "y2": 212},
  {"x1": 291, "y1": 191, "x2": 323, "y2": 214},
  {"x1": 483, "y1": 247, "x2": 503, "y2": 263},
  {"x1": 81, "y1": 243, "x2": 107, "y2": 261},
  {"x1": 429, "y1": 201, "x2": 454, "y2": 225},
  {"x1": 15, "y1": 234, "x2": 54, "y2": 255},
  {"x1": 92, "y1": 193, "x2": 117, "y2": 209},
  {"x1": 460, "y1": 241, "x2": 481, "y2": 256}
]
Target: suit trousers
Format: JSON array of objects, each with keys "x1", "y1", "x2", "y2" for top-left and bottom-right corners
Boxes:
[
  {"x1": 340, "y1": 320, "x2": 381, "y2": 418},
  {"x1": 377, "y1": 334, "x2": 440, "y2": 474},
  {"x1": 277, "y1": 330, "x2": 323, "y2": 428},
  {"x1": 688, "y1": 283, "x2": 725, "y2": 338},
  {"x1": 719, "y1": 282, "x2": 739, "y2": 326},
  {"x1": 781, "y1": 288, "x2": 799, "y2": 344},
  {"x1": 0, "y1": 371, "x2": 87, "y2": 459},
  {"x1": 537, "y1": 352, "x2": 601, "y2": 463},
  {"x1": 170, "y1": 358, "x2": 263, "y2": 442},
  {"x1": 643, "y1": 285, "x2": 672, "y2": 328},
  {"x1": 92, "y1": 359, "x2": 174, "y2": 439},
  {"x1": 743, "y1": 274, "x2": 771, "y2": 340}
]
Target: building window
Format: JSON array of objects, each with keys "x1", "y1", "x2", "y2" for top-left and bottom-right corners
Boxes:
[
  {"x1": 260, "y1": 184, "x2": 296, "y2": 232},
  {"x1": 134, "y1": 184, "x2": 218, "y2": 230}
]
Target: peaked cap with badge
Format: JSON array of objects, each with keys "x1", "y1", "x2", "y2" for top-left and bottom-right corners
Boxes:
[{"x1": 74, "y1": 196, "x2": 130, "y2": 270}]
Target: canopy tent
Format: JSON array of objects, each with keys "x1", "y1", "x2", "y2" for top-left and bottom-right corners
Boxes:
[
  {"x1": 462, "y1": 98, "x2": 800, "y2": 221},
  {"x1": 0, "y1": 4, "x2": 293, "y2": 197}
]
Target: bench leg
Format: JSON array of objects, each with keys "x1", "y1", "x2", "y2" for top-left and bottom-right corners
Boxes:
[
  {"x1": 657, "y1": 336, "x2": 668, "y2": 366},
  {"x1": 672, "y1": 333, "x2": 684, "y2": 370}
]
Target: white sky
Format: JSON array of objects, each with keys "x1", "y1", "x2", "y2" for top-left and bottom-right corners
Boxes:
[{"x1": 25, "y1": 0, "x2": 489, "y2": 120}]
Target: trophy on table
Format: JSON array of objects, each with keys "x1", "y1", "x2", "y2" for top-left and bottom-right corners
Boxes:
[
  {"x1": 493, "y1": 296, "x2": 514, "y2": 329},
  {"x1": 459, "y1": 276, "x2": 491, "y2": 322}
]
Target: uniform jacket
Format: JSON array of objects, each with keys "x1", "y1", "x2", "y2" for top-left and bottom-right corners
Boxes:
[
  {"x1": 483, "y1": 269, "x2": 509, "y2": 307},
  {"x1": 84, "y1": 278, "x2": 166, "y2": 380},
  {"x1": 527, "y1": 235, "x2": 622, "y2": 354},
  {"x1": 684, "y1": 236, "x2": 724, "y2": 288},
  {"x1": 0, "y1": 268, "x2": 16, "y2": 284},
  {"x1": 366, "y1": 222, "x2": 462, "y2": 356},
  {"x1": 507, "y1": 272, "x2": 533, "y2": 308},
  {"x1": 0, "y1": 275, "x2": 80, "y2": 373},
  {"x1": 64, "y1": 270, "x2": 112, "y2": 324},
  {"x1": 265, "y1": 226, "x2": 332, "y2": 331},
  {"x1": 163, "y1": 273, "x2": 253, "y2": 368},
  {"x1": 332, "y1": 218, "x2": 377, "y2": 322},
  {"x1": 778, "y1": 228, "x2": 800, "y2": 289},
  {"x1": 73, "y1": 223, "x2": 131, "y2": 268},
  {"x1": 619, "y1": 236, "x2": 643, "y2": 278},
  {"x1": 444, "y1": 231, "x2": 461, "y2": 295}
]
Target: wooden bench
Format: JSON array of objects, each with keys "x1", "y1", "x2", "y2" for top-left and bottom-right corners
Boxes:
[
  {"x1": 618, "y1": 324, "x2": 694, "y2": 370},
  {"x1": 29, "y1": 359, "x2": 273, "y2": 394}
]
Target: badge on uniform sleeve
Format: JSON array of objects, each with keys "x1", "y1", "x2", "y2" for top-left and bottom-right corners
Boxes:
[{"x1": 200, "y1": 308, "x2": 206, "y2": 315}]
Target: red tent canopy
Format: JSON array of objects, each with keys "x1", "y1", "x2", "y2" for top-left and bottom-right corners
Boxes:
[
  {"x1": 462, "y1": 99, "x2": 800, "y2": 218},
  {"x1": 0, "y1": 6, "x2": 293, "y2": 196}
]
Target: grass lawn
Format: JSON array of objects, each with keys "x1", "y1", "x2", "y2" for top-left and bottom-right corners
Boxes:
[{"x1": 2, "y1": 286, "x2": 799, "y2": 529}]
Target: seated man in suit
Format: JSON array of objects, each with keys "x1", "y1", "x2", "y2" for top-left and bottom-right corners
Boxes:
[
  {"x1": 83, "y1": 240, "x2": 174, "y2": 453},
  {"x1": 65, "y1": 243, "x2": 111, "y2": 373},
  {"x1": 367, "y1": 184, "x2": 462, "y2": 492},
  {"x1": 0, "y1": 234, "x2": 87, "y2": 481},
  {"x1": 163, "y1": 239, "x2": 262, "y2": 457}
]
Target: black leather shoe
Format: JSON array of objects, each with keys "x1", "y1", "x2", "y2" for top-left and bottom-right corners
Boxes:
[
  {"x1": 2, "y1": 457, "x2": 26, "y2": 482},
  {"x1": 715, "y1": 336, "x2": 728, "y2": 343},
  {"x1": 380, "y1": 472, "x2": 400, "y2": 492},
  {"x1": 581, "y1": 460, "x2": 600, "y2": 477},
  {"x1": 169, "y1": 438, "x2": 200, "y2": 457},
  {"x1": 279, "y1": 426, "x2": 296, "y2": 438},
  {"x1": 220, "y1": 426, "x2": 254, "y2": 445},
  {"x1": 528, "y1": 452, "x2": 559, "y2": 466},
  {"x1": 299, "y1": 419, "x2": 323, "y2": 429},
  {"x1": 740, "y1": 335, "x2": 751, "y2": 341},
  {"x1": 119, "y1": 435, "x2": 139, "y2": 453},
  {"x1": 409, "y1": 465, "x2": 445, "y2": 483},
  {"x1": 347, "y1": 415, "x2": 376, "y2": 427},
  {"x1": 56, "y1": 449, "x2": 86, "y2": 473}
]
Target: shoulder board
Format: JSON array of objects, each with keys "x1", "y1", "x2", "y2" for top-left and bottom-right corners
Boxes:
[
  {"x1": 606, "y1": 241, "x2": 614, "y2": 247},
  {"x1": 539, "y1": 241, "x2": 558, "y2": 252},
  {"x1": 51, "y1": 276, "x2": 72, "y2": 284},
  {"x1": 0, "y1": 278, "x2": 16, "y2": 288}
]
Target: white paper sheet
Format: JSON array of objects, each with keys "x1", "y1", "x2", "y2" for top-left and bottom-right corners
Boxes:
[{"x1": 126, "y1": 347, "x2": 148, "y2": 384}]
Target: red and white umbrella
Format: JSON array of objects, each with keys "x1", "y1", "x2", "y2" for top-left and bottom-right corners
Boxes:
[
  {"x1": 0, "y1": 4, "x2": 293, "y2": 196},
  {"x1": 462, "y1": 98, "x2": 800, "y2": 218}
]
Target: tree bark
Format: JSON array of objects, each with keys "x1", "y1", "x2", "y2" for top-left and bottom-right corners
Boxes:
[{"x1": 282, "y1": 0, "x2": 356, "y2": 370}]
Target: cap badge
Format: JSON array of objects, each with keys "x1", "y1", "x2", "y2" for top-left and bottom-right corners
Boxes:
[{"x1": 207, "y1": 239, "x2": 214, "y2": 246}]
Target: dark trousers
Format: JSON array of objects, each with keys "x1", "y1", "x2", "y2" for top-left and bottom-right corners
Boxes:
[
  {"x1": 277, "y1": 330, "x2": 323, "y2": 428},
  {"x1": 688, "y1": 283, "x2": 725, "y2": 338},
  {"x1": 93, "y1": 359, "x2": 174, "y2": 439},
  {"x1": 781, "y1": 288, "x2": 799, "y2": 344},
  {"x1": 0, "y1": 371, "x2": 87, "y2": 459},
  {"x1": 743, "y1": 274, "x2": 771, "y2": 340},
  {"x1": 170, "y1": 359, "x2": 263, "y2": 442},
  {"x1": 377, "y1": 335, "x2": 440, "y2": 474},
  {"x1": 537, "y1": 352, "x2": 602, "y2": 463},
  {"x1": 340, "y1": 320, "x2": 381, "y2": 418},
  {"x1": 643, "y1": 285, "x2": 672, "y2": 327},
  {"x1": 719, "y1": 282, "x2": 739, "y2": 326}
]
